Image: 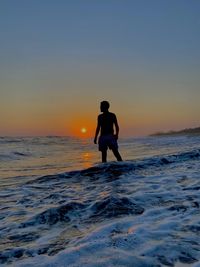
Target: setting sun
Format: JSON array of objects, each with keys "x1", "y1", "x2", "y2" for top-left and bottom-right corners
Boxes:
[{"x1": 81, "y1": 127, "x2": 87, "y2": 134}]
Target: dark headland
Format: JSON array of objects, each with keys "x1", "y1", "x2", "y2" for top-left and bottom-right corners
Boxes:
[{"x1": 150, "y1": 126, "x2": 200, "y2": 137}]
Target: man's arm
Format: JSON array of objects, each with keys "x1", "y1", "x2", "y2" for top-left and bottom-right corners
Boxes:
[
  {"x1": 114, "y1": 115, "x2": 119, "y2": 139},
  {"x1": 94, "y1": 117, "x2": 100, "y2": 144}
]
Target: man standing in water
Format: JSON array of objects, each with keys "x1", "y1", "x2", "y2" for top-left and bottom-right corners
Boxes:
[{"x1": 94, "y1": 101, "x2": 123, "y2": 163}]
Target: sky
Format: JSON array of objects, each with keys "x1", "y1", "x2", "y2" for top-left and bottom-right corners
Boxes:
[{"x1": 0, "y1": 0, "x2": 200, "y2": 137}]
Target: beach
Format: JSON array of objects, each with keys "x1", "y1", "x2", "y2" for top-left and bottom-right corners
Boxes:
[{"x1": 0, "y1": 136, "x2": 200, "y2": 266}]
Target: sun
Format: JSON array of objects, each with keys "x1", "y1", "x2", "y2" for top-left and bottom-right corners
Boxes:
[{"x1": 81, "y1": 127, "x2": 87, "y2": 134}]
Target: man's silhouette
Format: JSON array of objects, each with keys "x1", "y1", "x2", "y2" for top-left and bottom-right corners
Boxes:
[{"x1": 94, "y1": 101, "x2": 122, "y2": 162}]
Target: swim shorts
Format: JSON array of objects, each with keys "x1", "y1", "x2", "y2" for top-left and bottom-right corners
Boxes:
[{"x1": 98, "y1": 134, "x2": 118, "y2": 151}]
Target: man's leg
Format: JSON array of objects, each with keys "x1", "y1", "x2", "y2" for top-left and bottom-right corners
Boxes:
[
  {"x1": 112, "y1": 148, "x2": 122, "y2": 161},
  {"x1": 101, "y1": 150, "x2": 107, "y2": 162}
]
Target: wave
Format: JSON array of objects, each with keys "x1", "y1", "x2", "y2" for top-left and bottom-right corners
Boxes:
[
  {"x1": 27, "y1": 148, "x2": 200, "y2": 185},
  {"x1": 0, "y1": 151, "x2": 31, "y2": 161},
  {"x1": 81, "y1": 147, "x2": 200, "y2": 173},
  {"x1": 20, "y1": 202, "x2": 86, "y2": 227},
  {"x1": 17, "y1": 148, "x2": 200, "y2": 229},
  {"x1": 0, "y1": 136, "x2": 76, "y2": 146},
  {"x1": 89, "y1": 196, "x2": 144, "y2": 221},
  {"x1": 0, "y1": 137, "x2": 24, "y2": 144},
  {"x1": 1, "y1": 197, "x2": 145, "y2": 264},
  {"x1": 19, "y1": 196, "x2": 144, "y2": 229}
]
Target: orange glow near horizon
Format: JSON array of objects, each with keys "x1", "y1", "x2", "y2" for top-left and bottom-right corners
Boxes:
[
  {"x1": 68, "y1": 116, "x2": 96, "y2": 138},
  {"x1": 1, "y1": 114, "x2": 198, "y2": 137},
  {"x1": 0, "y1": 102, "x2": 199, "y2": 137},
  {"x1": 75, "y1": 125, "x2": 94, "y2": 138}
]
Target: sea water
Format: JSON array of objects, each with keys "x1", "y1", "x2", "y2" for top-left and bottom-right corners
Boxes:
[{"x1": 0, "y1": 136, "x2": 200, "y2": 266}]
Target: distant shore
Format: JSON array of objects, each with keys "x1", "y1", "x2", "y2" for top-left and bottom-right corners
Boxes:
[{"x1": 150, "y1": 126, "x2": 200, "y2": 137}]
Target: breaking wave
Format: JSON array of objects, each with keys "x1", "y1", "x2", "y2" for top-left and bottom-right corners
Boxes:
[{"x1": 27, "y1": 148, "x2": 200, "y2": 184}]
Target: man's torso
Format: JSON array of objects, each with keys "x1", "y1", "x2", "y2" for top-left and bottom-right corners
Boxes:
[{"x1": 98, "y1": 112, "x2": 116, "y2": 136}]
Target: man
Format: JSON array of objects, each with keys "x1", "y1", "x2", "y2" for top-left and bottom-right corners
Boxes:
[{"x1": 94, "y1": 101, "x2": 122, "y2": 162}]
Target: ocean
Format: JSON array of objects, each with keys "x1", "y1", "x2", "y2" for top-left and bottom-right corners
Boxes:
[{"x1": 0, "y1": 135, "x2": 200, "y2": 267}]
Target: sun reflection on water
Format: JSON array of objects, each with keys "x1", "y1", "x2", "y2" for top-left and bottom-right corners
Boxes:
[{"x1": 82, "y1": 152, "x2": 94, "y2": 169}]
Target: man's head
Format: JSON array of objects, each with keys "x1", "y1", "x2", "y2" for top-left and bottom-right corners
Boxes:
[{"x1": 100, "y1": 101, "x2": 110, "y2": 112}]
